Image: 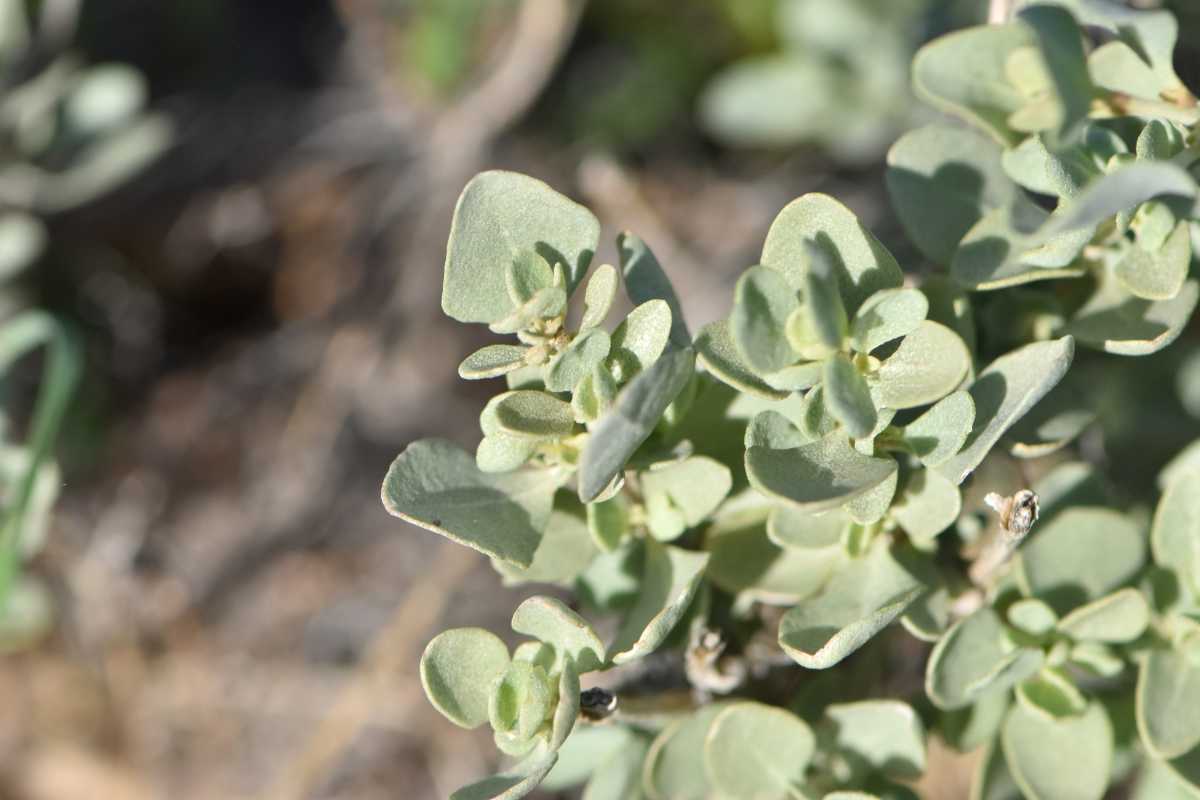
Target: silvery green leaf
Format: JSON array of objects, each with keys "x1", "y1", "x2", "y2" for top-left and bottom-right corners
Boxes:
[
  {"x1": 778, "y1": 539, "x2": 926, "y2": 669},
  {"x1": 575, "y1": 540, "x2": 641, "y2": 612},
  {"x1": 383, "y1": 439, "x2": 561, "y2": 566},
  {"x1": 1002, "y1": 701, "x2": 1113, "y2": 800},
  {"x1": 901, "y1": 585, "x2": 953, "y2": 644},
  {"x1": 803, "y1": 240, "x2": 850, "y2": 349},
  {"x1": 641, "y1": 456, "x2": 732, "y2": 535},
  {"x1": 1046, "y1": 0, "x2": 1184, "y2": 90},
  {"x1": 0, "y1": 211, "x2": 46, "y2": 280},
  {"x1": 580, "y1": 733, "x2": 651, "y2": 800},
  {"x1": 937, "y1": 337, "x2": 1074, "y2": 485},
  {"x1": 549, "y1": 660, "x2": 579, "y2": 750},
  {"x1": 442, "y1": 171, "x2": 599, "y2": 324},
  {"x1": 609, "y1": 541, "x2": 708, "y2": 665},
  {"x1": 450, "y1": 752, "x2": 559, "y2": 800},
  {"x1": 459, "y1": 345, "x2": 530, "y2": 380},
  {"x1": 496, "y1": 501, "x2": 597, "y2": 586},
  {"x1": 1057, "y1": 588, "x2": 1150, "y2": 643},
  {"x1": 885, "y1": 124, "x2": 1016, "y2": 265},
  {"x1": 580, "y1": 263, "x2": 619, "y2": 330},
  {"x1": 543, "y1": 726, "x2": 634, "y2": 791},
  {"x1": 489, "y1": 659, "x2": 553, "y2": 741},
  {"x1": 1006, "y1": 372, "x2": 1095, "y2": 458},
  {"x1": 1116, "y1": 221, "x2": 1191, "y2": 302},
  {"x1": 578, "y1": 347, "x2": 694, "y2": 502},
  {"x1": 875, "y1": 321, "x2": 970, "y2": 410},
  {"x1": 926, "y1": 608, "x2": 1043, "y2": 710},
  {"x1": 912, "y1": 24, "x2": 1032, "y2": 145},
  {"x1": 1008, "y1": 598, "x2": 1059, "y2": 638},
  {"x1": 698, "y1": 54, "x2": 832, "y2": 149},
  {"x1": 1138, "y1": 119, "x2": 1187, "y2": 161},
  {"x1": 767, "y1": 505, "x2": 848, "y2": 549},
  {"x1": 489, "y1": 286, "x2": 568, "y2": 334},
  {"x1": 610, "y1": 300, "x2": 672, "y2": 379},
  {"x1": 824, "y1": 700, "x2": 927, "y2": 780},
  {"x1": 745, "y1": 410, "x2": 807, "y2": 450},
  {"x1": 703, "y1": 703, "x2": 816, "y2": 798},
  {"x1": 946, "y1": 691, "x2": 1011, "y2": 756},
  {"x1": 971, "y1": 738, "x2": 1022, "y2": 800},
  {"x1": 587, "y1": 494, "x2": 629, "y2": 552},
  {"x1": 851, "y1": 288, "x2": 929, "y2": 354},
  {"x1": 903, "y1": 391, "x2": 975, "y2": 467},
  {"x1": 1159, "y1": 439, "x2": 1200, "y2": 491},
  {"x1": 1130, "y1": 755, "x2": 1200, "y2": 800},
  {"x1": 1016, "y1": 669, "x2": 1088, "y2": 718},
  {"x1": 1038, "y1": 162, "x2": 1197, "y2": 238},
  {"x1": 477, "y1": 435, "x2": 538, "y2": 473},
  {"x1": 512, "y1": 595, "x2": 605, "y2": 673},
  {"x1": 843, "y1": 469, "x2": 898, "y2": 526},
  {"x1": 798, "y1": 385, "x2": 838, "y2": 440},
  {"x1": 643, "y1": 703, "x2": 730, "y2": 800},
  {"x1": 507, "y1": 250, "x2": 555, "y2": 306},
  {"x1": 892, "y1": 467, "x2": 961, "y2": 543},
  {"x1": 1137, "y1": 645, "x2": 1200, "y2": 759},
  {"x1": 495, "y1": 391, "x2": 576, "y2": 439},
  {"x1": 1017, "y1": 507, "x2": 1145, "y2": 615},
  {"x1": 546, "y1": 329, "x2": 611, "y2": 393},
  {"x1": 1065, "y1": 278, "x2": 1198, "y2": 356},
  {"x1": 696, "y1": 319, "x2": 789, "y2": 401},
  {"x1": 761, "y1": 193, "x2": 903, "y2": 316},
  {"x1": 785, "y1": 305, "x2": 837, "y2": 361},
  {"x1": 952, "y1": 204, "x2": 1088, "y2": 291},
  {"x1": 617, "y1": 232, "x2": 690, "y2": 348},
  {"x1": 1152, "y1": 470, "x2": 1200, "y2": 594},
  {"x1": 1088, "y1": 40, "x2": 1170, "y2": 99},
  {"x1": 572, "y1": 362, "x2": 618, "y2": 424},
  {"x1": 762, "y1": 361, "x2": 824, "y2": 392},
  {"x1": 921, "y1": 275, "x2": 977, "y2": 355},
  {"x1": 1034, "y1": 461, "x2": 1107, "y2": 523},
  {"x1": 1001, "y1": 134, "x2": 1097, "y2": 198},
  {"x1": 824, "y1": 353, "x2": 877, "y2": 438},
  {"x1": 420, "y1": 627, "x2": 510, "y2": 728},
  {"x1": 1017, "y1": 5, "x2": 1094, "y2": 140},
  {"x1": 731, "y1": 265, "x2": 799, "y2": 374},
  {"x1": 746, "y1": 430, "x2": 898, "y2": 513}
]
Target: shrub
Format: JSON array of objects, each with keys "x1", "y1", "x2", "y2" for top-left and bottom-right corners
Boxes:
[{"x1": 383, "y1": 2, "x2": 1200, "y2": 798}]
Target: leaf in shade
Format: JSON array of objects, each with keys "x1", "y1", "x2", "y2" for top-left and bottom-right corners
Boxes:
[
  {"x1": 761, "y1": 193, "x2": 903, "y2": 316},
  {"x1": 824, "y1": 700, "x2": 927, "y2": 780},
  {"x1": 1088, "y1": 40, "x2": 1172, "y2": 100},
  {"x1": 443, "y1": 171, "x2": 599, "y2": 324},
  {"x1": 926, "y1": 608, "x2": 1043, "y2": 710},
  {"x1": 1115, "y1": 221, "x2": 1190, "y2": 302},
  {"x1": 420, "y1": 628, "x2": 511, "y2": 729},
  {"x1": 745, "y1": 410, "x2": 807, "y2": 450},
  {"x1": 546, "y1": 329, "x2": 611, "y2": 393},
  {"x1": 892, "y1": 467, "x2": 962, "y2": 543},
  {"x1": 824, "y1": 354, "x2": 877, "y2": 438},
  {"x1": 549, "y1": 660, "x2": 580, "y2": 749},
  {"x1": 703, "y1": 703, "x2": 816, "y2": 797},
  {"x1": 609, "y1": 541, "x2": 709, "y2": 664},
  {"x1": 586, "y1": 494, "x2": 629, "y2": 553},
  {"x1": 1057, "y1": 588, "x2": 1149, "y2": 643},
  {"x1": 383, "y1": 439, "x2": 562, "y2": 567},
  {"x1": 495, "y1": 501, "x2": 597, "y2": 586},
  {"x1": 1005, "y1": 370, "x2": 1094, "y2": 459},
  {"x1": 696, "y1": 319, "x2": 789, "y2": 400},
  {"x1": 511, "y1": 596, "x2": 605, "y2": 673},
  {"x1": 731, "y1": 265, "x2": 800, "y2": 374},
  {"x1": 578, "y1": 347, "x2": 694, "y2": 502},
  {"x1": 580, "y1": 264, "x2": 619, "y2": 330},
  {"x1": 1017, "y1": 5, "x2": 1094, "y2": 140},
  {"x1": 579, "y1": 732, "x2": 651, "y2": 800},
  {"x1": 902, "y1": 391, "x2": 975, "y2": 467},
  {"x1": 643, "y1": 703, "x2": 730, "y2": 800},
  {"x1": 803, "y1": 240, "x2": 850, "y2": 349},
  {"x1": 843, "y1": 467, "x2": 897, "y2": 526},
  {"x1": 1038, "y1": 162, "x2": 1197, "y2": 238},
  {"x1": 850, "y1": 288, "x2": 929, "y2": 354},
  {"x1": 937, "y1": 337, "x2": 1074, "y2": 485},
  {"x1": 506, "y1": 250, "x2": 555, "y2": 306},
  {"x1": 1002, "y1": 701, "x2": 1113, "y2": 800},
  {"x1": 618, "y1": 232, "x2": 690, "y2": 348},
  {"x1": 874, "y1": 321, "x2": 970, "y2": 410},
  {"x1": 1137, "y1": 646, "x2": 1200, "y2": 760},
  {"x1": 1064, "y1": 277, "x2": 1198, "y2": 357},
  {"x1": 747, "y1": 430, "x2": 898, "y2": 513},
  {"x1": 778, "y1": 539, "x2": 926, "y2": 669},
  {"x1": 885, "y1": 124, "x2": 1016, "y2": 265},
  {"x1": 450, "y1": 752, "x2": 559, "y2": 800},
  {"x1": 460, "y1": 344, "x2": 531, "y2": 380},
  {"x1": 951, "y1": 204, "x2": 1089, "y2": 291}
]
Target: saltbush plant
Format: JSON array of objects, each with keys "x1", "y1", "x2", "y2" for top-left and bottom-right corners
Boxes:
[{"x1": 383, "y1": 2, "x2": 1200, "y2": 798}]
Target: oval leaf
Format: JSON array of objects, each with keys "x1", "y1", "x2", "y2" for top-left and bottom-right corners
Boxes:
[{"x1": 421, "y1": 628, "x2": 511, "y2": 728}]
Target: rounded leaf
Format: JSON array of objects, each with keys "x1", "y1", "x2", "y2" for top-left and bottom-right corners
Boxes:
[
  {"x1": 459, "y1": 344, "x2": 530, "y2": 380},
  {"x1": 1137, "y1": 646, "x2": 1200, "y2": 759},
  {"x1": 512, "y1": 596, "x2": 605, "y2": 674},
  {"x1": 824, "y1": 700, "x2": 927, "y2": 780},
  {"x1": 927, "y1": 607, "x2": 1043, "y2": 710},
  {"x1": 696, "y1": 319, "x2": 789, "y2": 401},
  {"x1": 875, "y1": 321, "x2": 970, "y2": 409},
  {"x1": 1057, "y1": 588, "x2": 1150, "y2": 643},
  {"x1": 747, "y1": 430, "x2": 898, "y2": 513},
  {"x1": 704, "y1": 702, "x2": 816, "y2": 798},
  {"x1": 851, "y1": 288, "x2": 929, "y2": 354},
  {"x1": 824, "y1": 353, "x2": 877, "y2": 438},
  {"x1": 610, "y1": 300, "x2": 672, "y2": 378},
  {"x1": 732, "y1": 265, "x2": 800, "y2": 374},
  {"x1": 421, "y1": 628, "x2": 511, "y2": 729},
  {"x1": 495, "y1": 391, "x2": 576, "y2": 439},
  {"x1": 580, "y1": 263, "x2": 619, "y2": 330},
  {"x1": 1002, "y1": 700, "x2": 1113, "y2": 800}
]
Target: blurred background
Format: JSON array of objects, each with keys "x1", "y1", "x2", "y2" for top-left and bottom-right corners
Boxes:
[{"x1": 2, "y1": 0, "x2": 1200, "y2": 797}]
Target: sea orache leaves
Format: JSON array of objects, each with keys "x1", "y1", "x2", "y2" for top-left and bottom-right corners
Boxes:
[
  {"x1": 891, "y1": 467, "x2": 961, "y2": 543},
  {"x1": 511, "y1": 596, "x2": 605, "y2": 673},
  {"x1": 746, "y1": 430, "x2": 898, "y2": 513},
  {"x1": 937, "y1": 337, "x2": 1074, "y2": 485},
  {"x1": 640, "y1": 456, "x2": 733, "y2": 540},
  {"x1": 1115, "y1": 221, "x2": 1191, "y2": 302},
  {"x1": 609, "y1": 300, "x2": 672, "y2": 379},
  {"x1": 460, "y1": 344, "x2": 531, "y2": 380},
  {"x1": 450, "y1": 752, "x2": 560, "y2": 800},
  {"x1": 778, "y1": 538, "x2": 926, "y2": 668},
  {"x1": 850, "y1": 288, "x2": 929, "y2": 355},
  {"x1": 496, "y1": 502, "x2": 597, "y2": 586},
  {"x1": 902, "y1": 391, "x2": 975, "y2": 467},
  {"x1": 1137, "y1": 645, "x2": 1200, "y2": 760},
  {"x1": 580, "y1": 263, "x2": 619, "y2": 330},
  {"x1": 824, "y1": 353, "x2": 877, "y2": 438},
  {"x1": 443, "y1": 171, "x2": 599, "y2": 324},
  {"x1": 618, "y1": 231, "x2": 690, "y2": 348},
  {"x1": 1039, "y1": 162, "x2": 1198, "y2": 238},
  {"x1": 1057, "y1": 588, "x2": 1150, "y2": 643},
  {"x1": 643, "y1": 703, "x2": 729, "y2": 800},
  {"x1": 824, "y1": 700, "x2": 927, "y2": 780},
  {"x1": 1002, "y1": 701, "x2": 1113, "y2": 800},
  {"x1": 1064, "y1": 277, "x2": 1199, "y2": 356},
  {"x1": 696, "y1": 319, "x2": 789, "y2": 401},
  {"x1": 489, "y1": 659, "x2": 553, "y2": 742},
  {"x1": 421, "y1": 628, "x2": 511, "y2": 729},
  {"x1": 507, "y1": 249, "x2": 556, "y2": 306},
  {"x1": 1152, "y1": 470, "x2": 1200, "y2": 595},
  {"x1": 546, "y1": 329, "x2": 611, "y2": 392},
  {"x1": 926, "y1": 608, "x2": 1043, "y2": 710},
  {"x1": 382, "y1": 439, "x2": 561, "y2": 567},
  {"x1": 703, "y1": 702, "x2": 815, "y2": 798},
  {"x1": 731, "y1": 265, "x2": 800, "y2": 373},
  {"x1": 874, "y1": 321, "x2": 970, "y2": 409},
  {"x1": 1017, "y1": 4, "x2": 1094, "y2": 140},
  {"x1": 609, "y1": 541, "x2": 709, "y2": 665},
  {"x1": 803, "y1": 239, "x2": 851, "y2": 350}
]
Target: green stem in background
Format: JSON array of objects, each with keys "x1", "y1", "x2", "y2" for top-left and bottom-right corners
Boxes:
[{"x1": 0, "y1": 310, "x2": 81, "y2": 612}]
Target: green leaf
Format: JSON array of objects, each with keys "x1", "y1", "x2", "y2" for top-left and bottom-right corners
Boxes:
[
  {"x1": 885, "y1": 124, "x2": 1016, "y2": 265},
  {"x1": 761, "y1": 193, "x2": 903, "y2": 316},
  {"x1": 549, "y1": 660, "x2": 580, "y2": 749},
  {"x1": 745, "y1": 410, "x2": 807, "y2": 450},
  {"x1": 843, "y1": 468, "x2": 898, "y2": 526},
  {"x1": 901, "y1": 585, "x2": 953, "y2": 644},
  {"x1": 0, "y1": 211, "x2": 46, "y2": 280},
  {"x1": 442, "y1": 171, "x2": 599, "y2": 324},
  {"x1": 507, "y1": 250, "x2": 555, "y2": 306},
  {"x1": 824, "y1": 700, "x2": 927, "y2": 780},
  {"x1": 1017, "y1": 5, "x2": 1093, "y2": 140},
  {"x1": 763, "y1": 362, "x2": 824, "y2": 393},
  {"x1": 731, "y1": 265, "x2": 799, "y2": 374},
  {"x1": 708, "y1": 506, "x2": 847, "y2": 604},
  {"x1": 1017, "y1": 507, "x2": 1145, "y2": 615},
  {"x1": 383, "y1": 439, "x2": 561, "y2": 567},
  {"x1": 767, "y1": 505, "x2": 848, "y2": 549},
  {"x1": 747, "y1": 430, "x2": 898, "y2": 513},
  {"x1": 1116, "y1": 221, "x2": 1191, "y2": 302},
  {"x1": 971, "y1": 738, "x2": 1021, "y2": 800},
  {"x1": 460, "y1": 345, "x2": 530, "y2": 380},
  {"x1": 778, "y1": 539, "x2": 926, "y2": 669},
  {"x1": 546, "y1": 329, "x2": 611, "y2": 393},
  {"x1": 580, "y1": 264, "x2": 619, "y2": 330},
  {"x1": 1065, "y1": 277, "x2": 1198, "y2": 357},
  {"x1": 610, "y1": 300, "x2": 672, "y2": 379},
  {"x1": 489, "y1": 659, "x2": 553, "y2": 741},
  {"x1": 578, "y1": 347, "x2": 695, "y2": 502},
  {"x1": 1005, "y1": 372, "x2": 1095, "y2": 458},
  {"x1": 704, "y1": 702, "x2": 815, "y2": 797},
  {"x1": 1138, "y1": 646, "x2": 1200, "y2": 759},
  {"x1": 951, "y1": 203, "x2": 1089, "y2": 291},
  {"x1": 1152, "y1": 470, "x2": 1200, "y2": 595},
  {"x1": 892, "y1": 467, "x2": 961, "y2": 543},
  {"x1": 1052, "y1": 0, "x2": 1184, "y2": 90},
  {"x1": 420, "y1": 628, "x2": 511, "y2": 728},
  {"x1": 489, "y1": 283, "x2": 568, "y2": 335},
  {"x1": 511, "y1": 596, "x2": 605, "y2": 673},
  {"x1": 1039, "y1": 162, "x2": 1197, "y2": 238},
  {"x1": 1089, "y1": 41, "x2": 1172, "y2": 100},
  {"x1": 618, "y1": 232, "x2": 690, "y2": 348},
  {"x1": 938, "y1": 337, "x2": 1074, "y2": 485},
  {"x1": 902, "y1": 391, "x2": 976, "y2": 467},
  {"x1": 494, "y1": 391, "x2": 576, "y2": 439},
  {"x1": 803, "y1": 239, "x2": 850, "y2": 349},
  {"x1": 450, "y1": 752, "x2": 559, "y2": 800},
  {"x1": 640, "y1": 456, "x2": 732, "y2": 540},
  {"x1": 927, "y1": 608, "x2": 1044, "y2": 710},
  {"x1": 572, "y1": 362, "x2": 618, "y2": 424},
  {"x1": 1008, "y1": 598, "x2": 1059, "y2": 638},
  {"x1": 912, "y1": 24, "x2": 1032, "y2": 145},
  {"x1": 922, "y1": 275, "x2": 977, "y2": 355},
  {"x1": 581, "y1": 733, "x2": 651, "y2": 800},
  {"x1": 874, "y1": 321, "x2": 970, "y2": 410},
  {"x1": 587, "y1": 494, "x2": 629, "y2": 552},
  {"x1": 696, "y1": 319, "x2": 789, "y2": 401},
  {"x1": 1058, "y1": 588, "x2": 1150, "y2": 643},
  {"x1": 851, "y1": 288, "x2": 929, "y2": 355},
  {"x1": 496, "y1": 501, "x2": 598, "y2": 586},
  {"x1": 1131, "y1": 754, "x2": 1200, "y2": 800},
  {"x1": 477, "y1": 434, "x2": 538, "y2": 473},
  {"x1": 1002, "y1": 701, "x2": 1113, "y2": 800},
  {"x1": 824, "y1": 354, "x2": 877, "y2": 438},
  {"x1": 1016, "y1": 669, "x2": 1088, "y2": 718},
  {"x1": 643, "y1": 703, "x2": 729, "y2": 800},
  {"x1": 610, "y1": 541, "x2": 709, "y2": 665}
]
